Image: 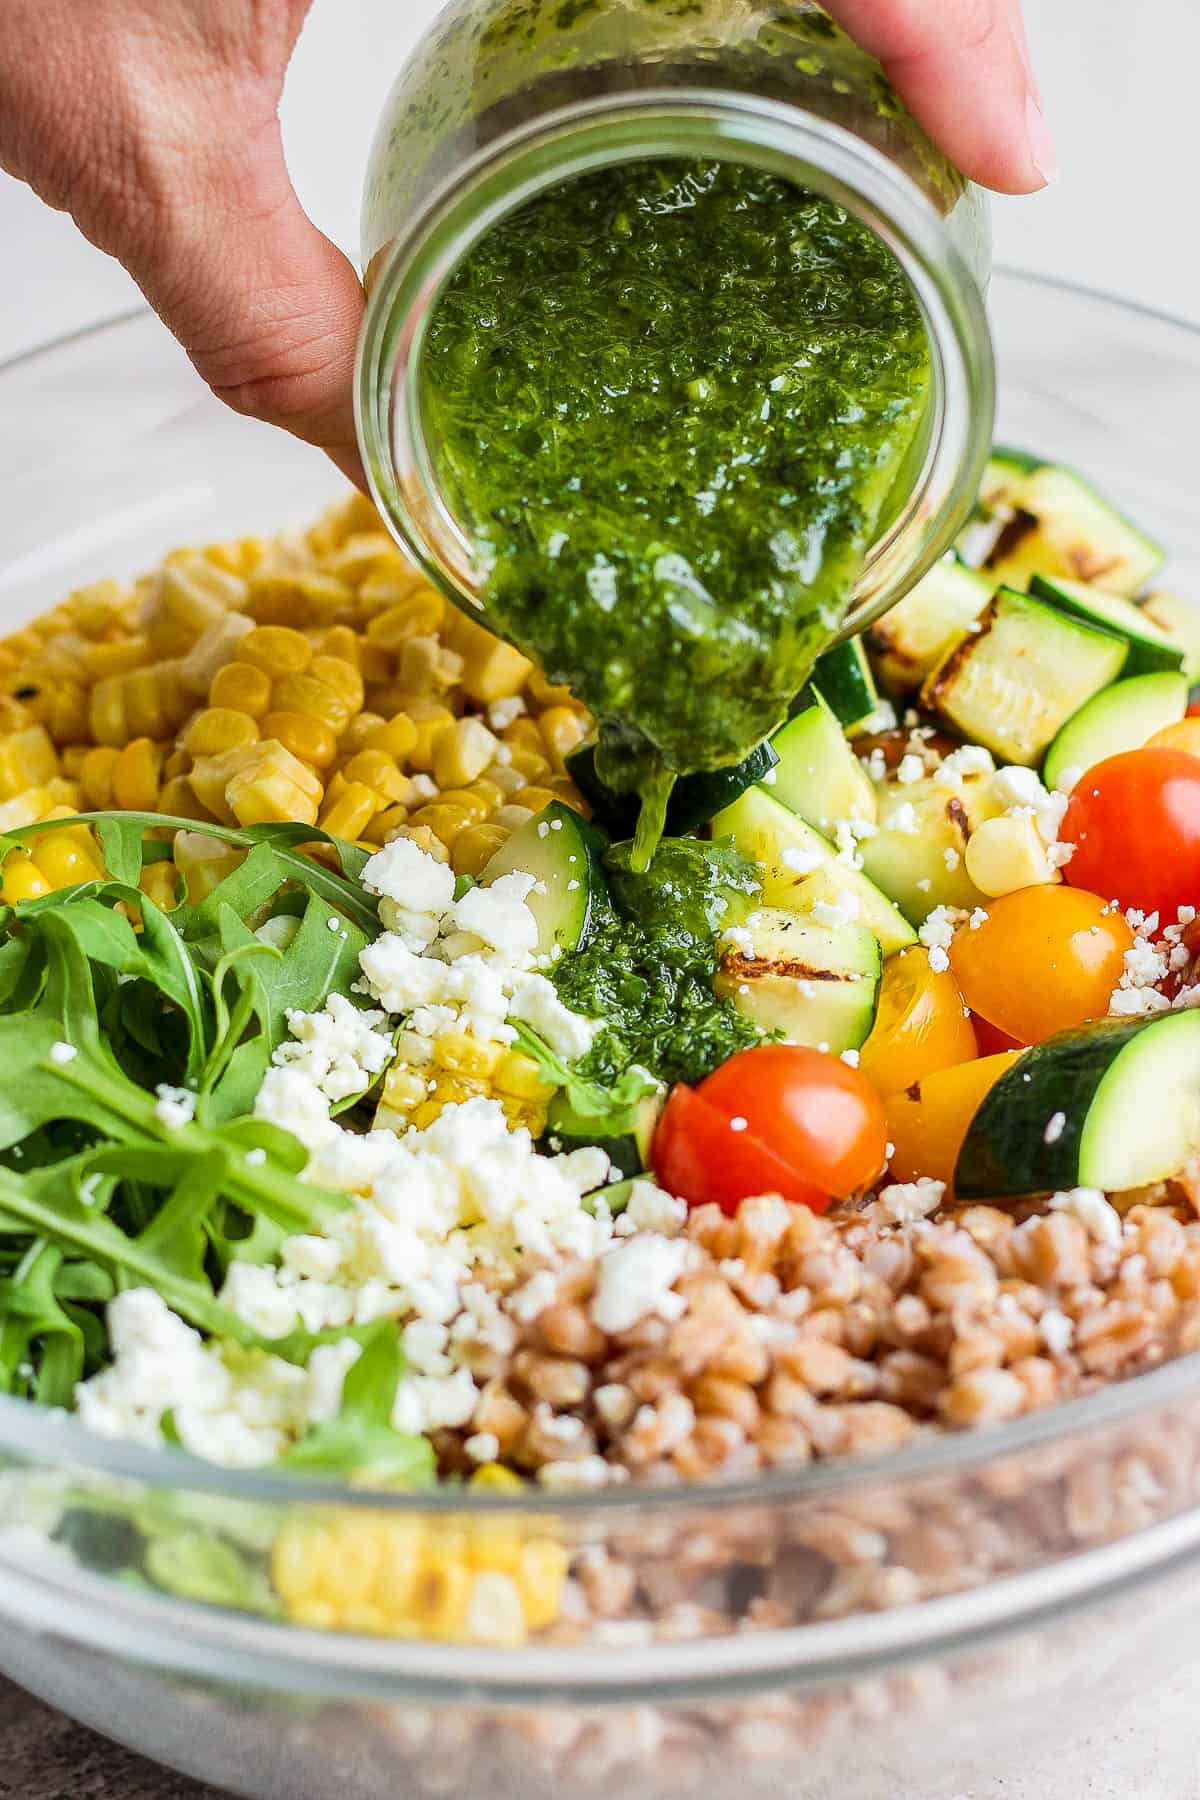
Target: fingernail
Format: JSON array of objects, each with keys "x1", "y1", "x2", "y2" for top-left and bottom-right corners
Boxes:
[{"x1": 1025, "y1": 93, "x2": 1059, "y2": 187}]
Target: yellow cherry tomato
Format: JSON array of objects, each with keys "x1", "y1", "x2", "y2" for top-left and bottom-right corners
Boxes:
[
  {"x1": 885, "y1": 1052, "x2": 1021, "y2": 1190},
  {"x1": 949, "y1": 886, "x2": 1133, "y2": 1046},
  {"x1": 859, "y1": 948, "x2": 978, "y2": 1099},
  {"x1": 1147, "y1": 718, "x2": 1200, "y2": 757}
]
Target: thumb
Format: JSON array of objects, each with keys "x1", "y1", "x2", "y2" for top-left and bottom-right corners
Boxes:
[
  {"x1": 824, "y1": 0, "x2": 1055, "y2": 196},
  {"x1": 136, "y1": 117, "x2": 366, "y2": 486}
]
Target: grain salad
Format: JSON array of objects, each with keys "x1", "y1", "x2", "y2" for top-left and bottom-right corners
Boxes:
[{"x1": 3, "y1": 450, "x2": 1200, "y2": 1662}]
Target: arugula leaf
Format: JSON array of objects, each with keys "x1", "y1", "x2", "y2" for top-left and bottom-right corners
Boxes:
[
  {"x1": 280, "y1": 1322, "x2": 435, "y2": 1485},
  {"x1": 0, "y1": 1243, "x2": 87, "y2": 1405},
  {"x1": 95, "y1": 816, "x2": 146, "y2": 889},
  {"x1": 143, "y1": 1529, "x2": 281, "y2": 1616}
]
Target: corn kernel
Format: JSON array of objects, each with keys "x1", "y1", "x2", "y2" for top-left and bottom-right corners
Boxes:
[
  {"x1": 181, "y1": 613, "x2": 255, "y2": 696},
  {"x1": 432, "y1": 718, "x2": 497, "y2": 792},
  {"x1": 139, "y1": 861, "x2": 180, "y2": 912},
  {"x1": 435, "y1": 788, "x2": 491, "y2": 825},
  {"x1": 310, "y1": 654, "x2": 365, "y2": 716},
  {"x1": 338, "y1": 750, "x2": 408, "y2": 805},
  {"x1": 34, "y1": 832, "x2": 105, "y2": 888},
  {"x1": 241, "y1": 625, "x2": 312, "y2": 679},
  {"x1": 158, "y1": 775, "x2": 210, "y2": 820},
  {"x1": 434, "y1": 1033, "x2": 504, "y2": 1081},
  {"x1": 259, "y1": 710, "x2": 337, "y2": 770},
  {"x1": 80, "y1": 746, "x2": 120, "y2": 810},
  {"x1": 380, "y1": 1065, "x2": 429, "y2": 1113},
  {"x1": 224, "y1": 742, "x2": 322, "y2": 828},
  {"x1": 111, "y1": 738, "x2": 164, "y2": 812},
  {"x1": 398, "y1": 635, "x2": 464, "y2": 696},
  {"x1": 407, "y1": 803, "x2": 471, "y2": 849},
  {"x1": 366, "y1": 590, "x2": 445, "y2": 649},
  {"x1": 319, "y1": 625, "x2": 361, "y2": 666},
  {"x1": 362, "y1": 803, "x2": 410, "y2": 846},
  {"x1": 390, "y1": 824, "x2": 451, "y2": 864},
  {"x1": 356, "y1": 566, "x2": 425, "y2": 616},
  {"x1": 336, "y1": 712, "x2": 388, "y2": 757},
  {"x1": 965, "y1": 812, "x2": 1059, "y2": 896},
  {"x1": 443, "y1": 613, "x2": 533, "y2": 704},
  {"x1": 366, "y1": 712, "x2": 418, "y2": 764},
  {"x1": 538, "y1": 705, "x2": 589, "y2": 769},
  {"x1": 246, "y1": 571, "x2": 351, "y2": 627},
  {"x1": 452, "y1": 822, "x2": 509, "y2": 879},
  {"x1": 357, "y1": 639, "x2": 392, "y2": 686},
  {"x1": 546, "y1": 778, "x2": 588, "y2": 814},
  {"x1": 0, "y1": 726, "x2": 59, "y2": 800},
  {"x1": 494, "y1": 1050, "x2": 556, "y2": 1104},
  {"x1": 406, "y1": 705, "x2": 456, "y2": 775},
  {"x1": 70, "y1": 578, "x2": 132, "y2": 637},
  {"x1": 464, "y1": 777, "x2": 505, "y2": 812},
  {"x1": 0, "y1": 853, "x2": 50, "y2": 904},
  {"x1": 174, "y1": 832, "x2": 245, "y2": 902},
  {"x1": 527, "y1": 670, "x2": 574, "y2": 709},
  {"x1": 271, "y1": 671, "x2": 353, "y2": 733},
  {"x1": 82, "y1": 637, "x2": 151, "y2": 682},
  {"x1": 60, "y1": 746, "x2": 89, "y2": 779},
  {"x1": 185, "y1": 708, "x2": 260, "y2": 758},
  {"x1": 320, "y1": 782, "x2": 380, "y2": 841},
  {"x1": 511, "y1": 785, "x2": 559, "y2": 815},
  {"x1": 327, "y1": 533, "x2": 408, "y2": 587},
  {"x1": 209, "y1": 659, "x2": 272, "y2": 718}
]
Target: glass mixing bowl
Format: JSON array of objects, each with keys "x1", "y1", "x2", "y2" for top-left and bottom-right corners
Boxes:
[{"x1": 0, "y1": 272, "x2": 1198, "y2": 1800}]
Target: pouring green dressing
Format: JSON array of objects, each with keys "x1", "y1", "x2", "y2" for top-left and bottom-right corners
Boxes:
[{"x1": 421, "y1": 156, "x2": 931, "y2": 863}]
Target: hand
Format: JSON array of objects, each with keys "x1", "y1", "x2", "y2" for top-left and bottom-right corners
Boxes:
[
  {"x1": 0, "y1": 2, "x2": 1051, "y2": 483},
  {"x1": 826, "y1": 0, "x2": 1055, "y2": 194},
  {"x1": 0, "y1": 0, "x2": 366, "y2": 484}
]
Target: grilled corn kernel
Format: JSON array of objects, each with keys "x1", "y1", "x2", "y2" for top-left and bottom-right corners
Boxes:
[
  {"x1": 341, "y1": 750, "x2": 410, "y2": 805},
  {"x1": 503, "y1": 717, "x2": 544, "y2": 753},
  {"x1": 44, "y1": 682, "x2": 89, "y2": 746},
  {"x1": 319, "y1": 625, "x2": 361, "y2": 666},
  {"x1": 433, "y1": 718, "x2": 498, "y2": 791},
  {"x1": 127, "y1": 662, "x2": 189, "y2": 739},
  {"x1": 320, "y1": 782, "x2": 380, "y2": 841},
  {"x1": 89, "y1": 675, "x2": 127, "y2": 746},
  {"x1": 494, "y1": 1050, "x2": 557, "y2": 1105},
  {"x1": 356, "y1": 564, "x2": 425, "y2": 615},
  {"x1": 111, "y1": 739, "x2": 164, "y2": 812},
  {"x1": 82, "y1": 636, "x2": 151, "y2": 681},
  {"x1": 443, "y1": 614, "x2": 533, "y2": 704},
  {"x1": 80, "y1": 746, "x2": 120, "y2": 810},
  {"x1": 203, "y1": 535, "x2": 267, "y2": 577},
  {"x1": 45, "y1": 776, "x2": 82, "y2": 811},
  {"x1": 527, "y1": 670, "x2": 574, "y2": 709},
  {"x1": 546, "y1": 778, "x2": 588, "y2": 813},
  {"x1": 965, "y1": 812, "x2": 1059, "y2": 896},
  {"x1": 158, "y1": 775, "x2": 209, "y2": 820},
  {"x1": 139, "y1": 861, "x2": 180, "y2": 912},
  {"x1": 407, "y1": 803, "x2": 470, "y2": 849},
  {"x1": 538, "y1": 705, "x2": 589, "y2": 769},
  {"x1": 357, "y1": 639, "x2": 392, "y2": 686},
  {"x1": 60, "y1": 746, "x2": 89, "y2": 779},
  {"x1": 209, "y1": 659, "x2": 272, "y2": 718},
  {"x1": 224, "y1": 741, "x2": 323, "y2": 828},
  {"x1": 407, "y1": 704, "x2": 456, "y2": 774},
  {"x1": 506, "y1": 748, "x2": 553, "y2": 790},
  {"x1": 366, "y1": 590, "x2": 445, "y2": 649},
  {"x1": 327, "y1": 533, "x2": 407, "y2": 587},
  {"x1": 435, "y1": 788, "x2": 491, "y2": 826},
  {"x1": 144, "y1": 557, "x2": 245, "y2": 657},
  {"x1": 464, "y1": 777, "x2": 505, "y2": 813},
  {"x1": 0, "y1": 726, "x2": 59, "y2": 800},
  {"x1": 452, "y1": 822, "x2": 510, "y2": 878},
  {"x1": 398, "y1": 635, "x2": 464, "y2": 696},
  {"x1": 310, "y1": 654, "x2": 365, "y2": 715},
  {"x1": 259, "y1": 710, "x2": 337, "y2": 770},
  {"x1": 0, "y1": 853, "x2": 50, "y2": 904},
  {"x1": 70, "y1": 578, "x2": 132, "y2": 637},
  {"x1": 381, "y1": 1065, "x2": 429, "y2": 1113},
  {"x1": 271, "y1": 671, "x2": 353, "y2": 734},
  {"x1": 246, "y1": 571, "x2": 352, "y2": 627},
  {"x1": 185, "y1": 708, "x2": 260, "y2": 758},
  {"x1": 369, "y1": 713, "x2": 419, "y2": 764},
  {"x1": 241, "y1": 625, "x2": 312, "y2": 679},
  {"x1": 163, "y1": 748, "x2": 191, "y2": 782}
]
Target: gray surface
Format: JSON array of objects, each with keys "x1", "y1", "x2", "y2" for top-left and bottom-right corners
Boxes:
[{"x1": 0, "y1": 1679, "x2": 227, "y2": 1800}]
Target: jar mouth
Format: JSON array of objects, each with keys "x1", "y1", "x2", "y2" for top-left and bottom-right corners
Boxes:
[{"x1": 357, "y1": 89, "x2": 995, "y2": 640}]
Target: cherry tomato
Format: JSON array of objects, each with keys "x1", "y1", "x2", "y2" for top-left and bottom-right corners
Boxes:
[
  {"x1": 885, "y1": 1052, "x2": 1020, "y2": 1190},
  {"x1": 653, "y1": 1082, "x2": 831, "y2": 1216},
  {"x1": 949, "y1": 886, "x2": 1133, "y2": 1044},
  {"x1": 1063, "y1": 749, "x2": 1200, "y2": 919},
  {"x1": 859, "y1": 948, "x2": 977, "y2": 1098},
  {"x1": 1186, "y1": 700, "x2": 1200, "y2": 719},
  {"x1": 1148, "y1": 718, "x2": 1200, "y2": 756},
  {"x1": 970, "y1": 1013, "x2": 1025, "y2": 1056},
  {"x1": 698, "y1": 1045, "x2": 888, "y2": 1199}
]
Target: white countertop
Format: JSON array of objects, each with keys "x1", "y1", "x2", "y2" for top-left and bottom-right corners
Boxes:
[{"x1": 1, "y1": 3, "x2": 1198, "y2": 1795}]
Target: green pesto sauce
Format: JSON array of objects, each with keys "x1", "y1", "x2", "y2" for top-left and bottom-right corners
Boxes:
[
  {"x1": 422, "y1": 157, "x2": 930, "y2": 851},
  {"x1": 553, "y1": 836, "x2": 762, "y2": 1088}
]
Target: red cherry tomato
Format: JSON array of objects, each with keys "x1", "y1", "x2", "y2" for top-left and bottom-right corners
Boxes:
[
  {"x1": 1187, "y1": 700, "x2": 1200, "y2": 718},
  {"x1": 1063, "y1": 749, "x2": 1200, "y2": 919},
  {"x1": 653, "y1": 1082, "x2": 830, "y2": 1216},
  {"x1": 970, "y1": 1012, "x2": 1026, "y2": 1055},
  {"x1": 651, "y1": 1044, "x2": 889, "y2": 1216}
]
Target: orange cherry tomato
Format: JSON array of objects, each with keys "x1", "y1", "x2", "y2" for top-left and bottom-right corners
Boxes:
[
  {"x1": 1063, "y1": 749, "x2": 1200, "y2": 919},
  {"x1": 859, "y1": 948, "x2": 977, "y2": 1098},
  {"x1": 949, "y1": 886, "x2": 1133, "y2": 1045},
  {"x1": 1146, "y1": 718, "x2": 1200, "y2": 757},
  {"x1": 885, "y1": 1052, "x2": 1021, "y2": 1190}
]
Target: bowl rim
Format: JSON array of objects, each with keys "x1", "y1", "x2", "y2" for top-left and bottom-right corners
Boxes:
[{"x1": 0, "y1": 267, "x2": 1198, "y2": 1528}]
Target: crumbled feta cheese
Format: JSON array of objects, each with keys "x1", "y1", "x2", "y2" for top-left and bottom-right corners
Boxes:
[
  {"x1": 451, "y1": 876, "x2": 539, "y2": 954},
  {"x1": 1043, "y1": 1111, "x2": 1067, "y2": 1146},
  {"x1": 886, "y1": 800, "x2": 920, "y2": 837},
  {"x1": 591, "y1": 1236, "x2": 692, "y2": 1335},
  {"x1": 1051, "y1": 1187, "x2": 1122, "y2": 1246},
  {"x1": 275, "y1": 993, "x2": 393, "y2": 1102},
  {"x1": 508, "y1": 972, "x2": 597, "y2": 1060},
  {"x1": 154, "y1": 1085, "x2": 196, "y2": 1130},
  {"x1": 780, "y1": 845, "x2": 825, "y2": 877},
  {"x1": 811, "y1": 891, "x2": 859, "y2": 928},
  {"x1": 875, "y1": 1178, "x2": 945, "y2": 1224},
  {"x1": 464, "y1": 1431, "x2": 501, "y2": 1465},
  {"x1": 615, "y1": 1181, "x2": 687, "y2": 1239},
  {"x1": 362, "y1": 837, "x2": 455, "y2": 915},
  {"x1": 49, "y1": 1041, "x2": 77, "y2": 1066},
  {"x1": 896, "y1": 753, "x2": 925, "y2": 786},
  {"x1": 487, "y1": 696, "x2": 526, "y2": 732}
]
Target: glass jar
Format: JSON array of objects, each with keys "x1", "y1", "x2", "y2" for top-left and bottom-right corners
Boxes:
[{"x1": 357, "y1": 0, "x2": 995, "y2": 645}]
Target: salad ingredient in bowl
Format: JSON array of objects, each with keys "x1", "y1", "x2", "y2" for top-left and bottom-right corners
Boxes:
[{"x1": 1, "y1": 436, "x2": 1200, "y2": 1663}]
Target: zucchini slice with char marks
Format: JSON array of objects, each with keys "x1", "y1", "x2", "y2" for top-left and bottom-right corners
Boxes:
[
  {"x1": 956, "y1": 1012, "x2": 1200, "y2": 1200},
  {"x1": 809, "y1": 638, "x2": 879, "y2": 734},
  {"x1": 983, "y1": 465, "x2": 1165, "y2": 599},
  {"x1": 867, "y1": 558, "x2": 993, "y2": 694},
  {"x1": 1142, "y1": 592, "x2": 1200, "y2": 685},
  {"x1": 922, "y1": 588, "x2": 1129, "y2": 767},
  {"x1": 768, "y1": 692, "x2": 876, "y2": 834},
  {"x1": 716, "y1": 907, "x2": 881, "y2": 1054}
]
